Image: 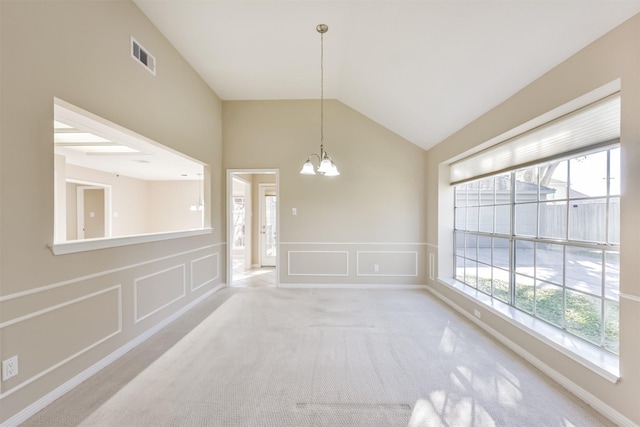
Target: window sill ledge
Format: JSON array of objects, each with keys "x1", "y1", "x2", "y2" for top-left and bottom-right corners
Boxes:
[
  {"x1": 50, "y1": 228, "x2": 213, "y2": 255},
  {"x1": 436, "y1": 277, "x2": 620, "y2": 383}
]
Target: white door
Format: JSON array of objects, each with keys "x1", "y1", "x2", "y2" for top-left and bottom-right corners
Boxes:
[
  {"x1": 83, "y1": 188, "x2": 105, "y2": 239},
  {"x1": 259, "y1": 184, "x2": 277, "y2": 267}
]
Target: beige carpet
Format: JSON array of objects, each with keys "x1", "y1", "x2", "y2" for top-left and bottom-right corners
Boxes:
[{"x1": 24, "y1": 288, "x2": 614, "y2": 426}]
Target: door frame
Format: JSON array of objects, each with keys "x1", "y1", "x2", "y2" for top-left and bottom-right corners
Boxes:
[
  {"x1": 226, "y1": 169, "x2": 279, "y2": 287},
  {"x1": 69, "y1": 179, "x2": 112, "y2": 240}
]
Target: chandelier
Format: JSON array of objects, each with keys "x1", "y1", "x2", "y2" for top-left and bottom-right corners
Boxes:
[{"x1": 300, "y1": 24, "x2": 340, "y2": 176}]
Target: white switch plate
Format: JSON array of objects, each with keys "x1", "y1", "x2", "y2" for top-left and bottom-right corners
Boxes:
[
  {"x1": 2, "y1": 356, "x2": 18, "y2": 381},
  {"x1": 291, "y1": 208, "x2": 297, "y2": 215}
]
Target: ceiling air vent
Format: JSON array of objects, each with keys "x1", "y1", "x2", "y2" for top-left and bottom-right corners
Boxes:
[{"x1": 131, "y1": 36, "x2": 156, "y2": 76}]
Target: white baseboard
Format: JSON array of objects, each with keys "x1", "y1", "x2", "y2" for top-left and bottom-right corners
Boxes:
[
  {"x1": 426, "y1": 285, "x2": 638, "y2": 427},
  {"x1": 279, "y1": 283, "x2": 429, "y2": 290},
  {"x1": 0, "y1": 284, "x2": 225, "y2": 427}
]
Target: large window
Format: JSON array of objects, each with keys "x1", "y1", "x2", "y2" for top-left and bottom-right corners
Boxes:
[{"x1": 454, "y1": 146, "x2": 620, "y2": 354}]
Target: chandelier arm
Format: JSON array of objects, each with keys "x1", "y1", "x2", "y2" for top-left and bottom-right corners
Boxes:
[{"x1": 306, "y1": 153, "x2": 321, "y2": 163}]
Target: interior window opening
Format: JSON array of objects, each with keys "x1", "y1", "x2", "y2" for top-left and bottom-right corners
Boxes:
[{"x1": 53, "y1": 98, "x2": 208, "y2": 252}]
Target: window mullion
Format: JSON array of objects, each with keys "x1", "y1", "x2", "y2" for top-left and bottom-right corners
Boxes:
[
  {"x1": 605, "y1": 149, "x2": 611, "y2": 244},
  {"x1": 509, "y1": 171, "x2": 516, "y2": 307},
  {"x1": 601, "y1": 250, "x2": 606, "y2": 348},
  {"x1": 562, "y1": 245, "x2": 567, "y2": 331},
  {"x1": 602, "y1": 150, "x2": 610, "y2": 348}
]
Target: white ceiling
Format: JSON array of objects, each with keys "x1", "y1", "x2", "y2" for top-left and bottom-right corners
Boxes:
[{"x1": 133, "y1": 0, "x2": 640, "y2": 151}]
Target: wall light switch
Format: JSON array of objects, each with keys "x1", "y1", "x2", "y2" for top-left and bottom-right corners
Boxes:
[{"x1": 292, "y1": 208, "x2": 297, "y2": 215}]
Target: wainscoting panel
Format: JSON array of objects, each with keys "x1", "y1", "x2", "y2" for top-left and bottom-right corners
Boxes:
[
  {"x1": 0, "y1": 242, "x2": 225, "y2": 427},
  {"x1": 356, "y1": 251, "x2": 418, "y2": 277},
  {"x1": 428, "y1": 244, "x2": 438, "y2": 282},
  {"x1": 191, "y1": 253, "x2": 219, "y2": 292},
  {"x1": 134, "y1": 265, "x2": 186, "y2": 323},
  {"x1": 288, "y1": 251, "x2": 349, "y2": 276},
  {"x1": 0, "y1": 286, "x2": 122, "y2": 397},
  {"x1": 280, "y1": 243, "x2": 427, "y2": 286}
]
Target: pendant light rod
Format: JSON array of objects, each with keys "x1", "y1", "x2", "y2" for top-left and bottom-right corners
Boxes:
[{"x1": 318, "y1": 23, "x2": 326, "y2": 149}]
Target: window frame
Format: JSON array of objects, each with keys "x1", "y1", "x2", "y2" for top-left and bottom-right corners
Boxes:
[{"x1": 453, "y1": 145, "x2": 620, "y2": 356}]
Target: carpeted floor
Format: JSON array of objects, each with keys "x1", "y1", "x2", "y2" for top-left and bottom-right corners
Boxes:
[{"x1": 24, "y1": 288, "x2": 614, "y2": 426}]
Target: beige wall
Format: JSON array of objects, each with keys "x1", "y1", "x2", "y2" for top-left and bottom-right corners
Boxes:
[
  {"x1": 0, "y1": 1, "x2": 223, "y2": 423},
  {"x1": 65, "y1": 182, "x2": 78, "y2": 241},
  {"x1": 425, "y1": 14, "x2": 640, "y2": 425},
  {"x1": 148, "y1": 180, "x2": 204, "y2": 233},
  {"x1": 223, "y1": 100, "x2": 427, "y2": 285},
  {"x1": 65, "y1": 164, "x2": 151, "y2": 238}
]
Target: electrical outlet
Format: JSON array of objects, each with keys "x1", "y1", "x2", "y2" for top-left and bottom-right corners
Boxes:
[
  {"x1": 474, "y1": 309, "x2": 481, "y2": 319},
  {"x1": 2, "y1": 356, "x2": 18, "y2": 381},
  {"x1": 373, "y1": 264, "x2": 379, "y2": 272}
]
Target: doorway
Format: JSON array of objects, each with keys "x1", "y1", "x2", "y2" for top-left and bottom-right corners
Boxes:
[
  {"x1": 79, "y1": 187, "x2": 105, "y2": 239},
  {"x1": 227, "y1": 169, "x2": 278, "y2": 287},
  {"x1": 66, "y1": 180, "x2": 112, "y2": 241}
]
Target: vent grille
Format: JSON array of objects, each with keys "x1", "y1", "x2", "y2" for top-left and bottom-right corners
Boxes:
[{"x1": 131, "y1": 37, "x2": 156, "y2": 75}]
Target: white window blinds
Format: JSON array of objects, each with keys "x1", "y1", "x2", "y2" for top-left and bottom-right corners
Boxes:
[{"x1": 449, "y1": 93, "x2": 620, "y2": 184}]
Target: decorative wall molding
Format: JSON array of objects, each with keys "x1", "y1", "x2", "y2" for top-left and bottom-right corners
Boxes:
[
  {"x1": 279, "y1": 283, "x2": 429, "y2": 290},
  {"x1": 0, "y1": 285, "x2": 223, "y2": 427},
  {"x1": 0, "y1": 286, "x2": 122, "y2": 400},
  {"x1": 287, "y1": 251, "x2": 349, "y2": 276},
  {"x1": 280, "y1": 241, "x2": 428, "y2": 246},
  {"x1": 0, "y1": 243, "x2": 223, "y2": 303},
  {"x1": 356, "y1": 251, "x2": 418, "y2": 277},
  {"x1": 134, "y1": 265, "x2": 186, "y2": 323},
  {"x1": 429, "y1": 253, "x2": 436, "y2": 281},
  {"x1": 190, "y1": 253, "x2": 220, "y2": 292}
]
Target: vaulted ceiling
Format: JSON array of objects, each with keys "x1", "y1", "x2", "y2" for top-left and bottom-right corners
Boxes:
[{"x1": 134, "y1": 0, "x2": 640, "y2": 151}]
